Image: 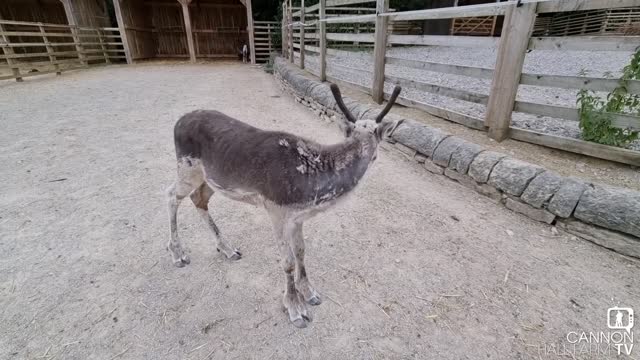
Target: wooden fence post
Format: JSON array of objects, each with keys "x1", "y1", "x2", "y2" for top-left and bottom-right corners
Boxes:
[
  {"x1": 288, "y1": 0, "x2": 293, "y2": 63},
  {"x1": 268, "y1": 23, "x2": 272, "y2": 55},
  {"x1": 60, "y1": 0, "x2": 87, "y2": 67},
  {"x1": 39, "y1": 24, "x2": 62, "y2": 75},
  {"x1": 0, "y1": 20, "x2": 23, "y2": 82},
  {"x1": 178, "y1": 0, "x2": 196, "y2": 63},
  {"x1": 354, "y1": 10, "x2": 360, "y2": 47},
  {"x1": 245, "y1": 0, "x2": 256, "y2": 64},
  {"x1": 282, "y1": 3, "x2": 287, "y2": 57},
  {"x1": 113, "y1": 0, "x2": 132, "y2": 64},
  {"x1": 371, "y1": 0, "x2": 389, "y2": 104},
  {"x1": 319, "y1": 0, "x2": 326, "y2": 81},
  {"x1": 300, "y1": 0, "x2": 305, "y2": 69},
  {"x1": 485, "y1": 2, "x2": 537, "y2": 141}
]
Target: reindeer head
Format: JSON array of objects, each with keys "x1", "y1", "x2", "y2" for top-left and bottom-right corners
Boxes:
[{"x1": 329, "y1": 84, "x2": 403, "y2": 141}]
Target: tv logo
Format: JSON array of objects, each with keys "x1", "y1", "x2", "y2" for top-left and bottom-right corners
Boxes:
[
  {"x1": 608, "y1": 307, "x2": 635, "y2": 356},
  {"x1": 608, "y1": 307, "x2": 634, "y2": 334}
]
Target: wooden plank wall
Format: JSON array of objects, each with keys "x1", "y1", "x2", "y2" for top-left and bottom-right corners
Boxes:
[
  {"x1": 0, "y1": 0, "x2": 110, "y2": 27},
  {"x1": 190, "y1": 1, "x2": 247, "y2": 57},
  {"x1": 1, "y1": 0, "x2": 114, "y2": 60},
  {"x1": 533, "y1": 6, "x2": 640, "y2": 37},
  {"x1": 120, "y1": 0, "x2": 156, "y2": 59},
  {"x1": 1, "y1": 0, "x2": 73, "y2": 58},
  {"x1": 152, "y1": 2, "x2": 188, "y2": 57},
  {"x1": 119, "y1": 0, "x2": 247, "y2": 60},
  {"x1": 72, "y1": 0, "x2": 112, "y2": 28},
  {"x1": 0, "y1": 0, "x2": 68, "y2": 25}
]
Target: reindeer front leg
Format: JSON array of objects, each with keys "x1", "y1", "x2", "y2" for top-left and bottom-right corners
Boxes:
[
  {"x1": 268, "y1": 210, "x2": 312, "y2": 328},
  {"x1": 291, "y1": 222, "x2": 322, "y2": 305}
]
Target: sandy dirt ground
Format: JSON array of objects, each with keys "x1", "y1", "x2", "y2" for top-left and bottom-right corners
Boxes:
[{"x1": 1, "y1": 62, "x2": 639, "y2": 360}]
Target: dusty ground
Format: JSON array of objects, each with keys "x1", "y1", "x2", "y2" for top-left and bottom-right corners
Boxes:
[{"x1": 1, "y1": 62, "x2": 639, "y2": 360}]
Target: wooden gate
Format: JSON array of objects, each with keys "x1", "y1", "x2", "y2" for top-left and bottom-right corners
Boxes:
[{"x1": 253, "y1": 20, "x2": 278, "y2": 63}]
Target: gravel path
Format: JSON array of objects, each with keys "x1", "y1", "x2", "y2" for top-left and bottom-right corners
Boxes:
[
  {"x1": 1, "y1": 63, "x2": 638, "y2": 359},
  {"x1": 298, "y1": 46, "x2": 640, "y2": 151}
]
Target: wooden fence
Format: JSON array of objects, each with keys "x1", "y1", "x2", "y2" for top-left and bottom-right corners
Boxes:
[
  {"x1": 0, "y1": 19, "x2": 125, "y2": 82},
  {"x1": 282, "y1": 0, "x2": 640, "y2": 166},
  {"x1": 254, "y1": 21, "x2": 278, "y2": 63}
]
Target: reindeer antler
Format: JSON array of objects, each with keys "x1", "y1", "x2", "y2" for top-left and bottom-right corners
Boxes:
[
  {"x1": 375, "y1": 86, "x2": 402, "y2": 123},
  {"x1": 329, "y1": 84, "x2": 357, "y2": 123}
]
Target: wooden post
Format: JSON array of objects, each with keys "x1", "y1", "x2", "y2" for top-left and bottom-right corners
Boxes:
[
  {"x1": 299, "y1": 0, "x2": 305, "y2": 69},
  {"x1": 282, "y1": 3, "x2": 287, "y2": 56},
  {"x1": 490, "y1": 0, "x2": 499, "y2": 36},
  {"x1": 60, "y1": 0, "x2": 87, "y2": 66},
  {"x1": 39, "y1": 24, "x2": 62, "y2": 75},
  {"x1": 288, "y1": 0, "x2": 293, "y2": 63},
  {"x1": 245, "y1": 0, "x2": 256, "y2": 64},
  {"x1": 485, "y1": 2, "x2": 537, "y2": 141},
  {"x1": 113, "y1": 0, "x2": 133, "y2": 64},
  {"x1": 0, "y1": 19, "x2": 22, "y2": 82},
  {"x1": 371, "y1": 0, "x2": 389, "y2": 104},
  {"x1": 319, "y1": 0, "x2": 326, "y2": 81},
  {"x1": 178, "y1": 0, "x2": 196, "y2": 63},
  {"x1": 268, "y1": 23, "x2": 272, "y2": 55},
  {"x1": 354, "y1": 10, "x2": 360, "y2": 47},
  {"x1": 97, "y1": 28, "x2": 111, "y2": 64}
]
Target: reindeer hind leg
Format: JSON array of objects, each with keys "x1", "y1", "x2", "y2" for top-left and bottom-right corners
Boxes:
[{"x1": 190, "y1": 183, "x2": 242, "y2": 260}]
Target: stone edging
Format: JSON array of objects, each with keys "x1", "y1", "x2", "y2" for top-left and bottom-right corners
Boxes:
[{"x1": 273, "y1": 57, "x2": 640, "y2": 259}]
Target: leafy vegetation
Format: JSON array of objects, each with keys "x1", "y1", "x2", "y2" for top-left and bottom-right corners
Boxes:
[
  {"x1": 263, "y1": 52, "x2": 279, "y2": 74},
  {"x1": 577, "y1": 48, "x2": 640, "y2": 147}
]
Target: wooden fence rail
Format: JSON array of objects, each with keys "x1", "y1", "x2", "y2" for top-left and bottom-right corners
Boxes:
[
  {"x1": 283, "y1": 0, "x2": 640, "y2": 166},
  {"x1": 0, "y1": 19, "x2": 125, "y2": 82}
]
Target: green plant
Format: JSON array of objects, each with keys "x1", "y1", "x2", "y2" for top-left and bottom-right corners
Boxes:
[{"x1": 577, "y1": 48, "x2": 640, "y2": 147}]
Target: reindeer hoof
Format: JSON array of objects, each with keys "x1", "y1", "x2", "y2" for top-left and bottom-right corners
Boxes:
[
  {"x1": 291, "y1": 317, "x2": 309, "y2": 328},
  {"x1": 285, "y1": 292, "x2": 313, "y2": 328},
  {"x1": 217, "y1": 248, "x2": 242, "y2": 260},
  {"x1": 306, "y1": 294, "x2": 322, "y2": 306},
  {"x1": 173, "y1": 254, "x2": 190, "y2": 267}
]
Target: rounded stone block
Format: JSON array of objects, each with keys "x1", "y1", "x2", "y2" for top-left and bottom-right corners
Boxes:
[
  {"x1": 345, "y1": 100, "x2": 371, "y2": 120},
  {"x1": 574, "y1": 185, "x2": 640, "y2": 238},
  {"x1": 391, "y1": 119, "x2": 450, "y2": 158},
  {"x1": 468, "y1": 151, "x2": 507, "y2": 184},
  {"x1": 448, "y1": 141, "x2": 484, "y2": 175},
  {"x1": 310, "y1": 84, "x2": 336, "y2": 109},
  {"x1": 289, "y1": 75, "x2": 315, "y2": 96},
  {"x1": 547, "y1": 178, "x2": 587, "y2": 218},
  {"x1": 432, "y1": 137, "x2": 466, "y2": 167},
  {"x1": 520, "y1": 171, "x2": 564, "y2": 209},
  {"x1": 487, "y1": 158, "x2": 544, "y2": 197}
]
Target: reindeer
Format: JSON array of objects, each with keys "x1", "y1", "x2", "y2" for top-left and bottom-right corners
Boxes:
[{"x1": 166, "y1": 84, "x2": 403, "y2": 328}]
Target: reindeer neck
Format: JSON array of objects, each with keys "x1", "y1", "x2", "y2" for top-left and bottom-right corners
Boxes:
[{"x1": 292, "y1": 133, "x2": 377, "y2": 206}]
